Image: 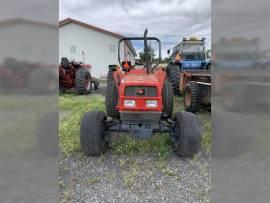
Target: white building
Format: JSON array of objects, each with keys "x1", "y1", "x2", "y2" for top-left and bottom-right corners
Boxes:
[{"x1": 59, "y1": 18, "x2": 137, "y2": 77}]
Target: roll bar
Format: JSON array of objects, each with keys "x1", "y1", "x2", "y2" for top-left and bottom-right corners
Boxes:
[{"x1": 118, "y1": 29, "x2": 161, "y2": 73}]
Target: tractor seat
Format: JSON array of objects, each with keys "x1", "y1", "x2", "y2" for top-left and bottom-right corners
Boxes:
[
  {"x1": 122, "y1": 61, "x2": 132, "y2": 72},
  {"x1": 61, "y1": 57, "x2": 70, "y2": 69}
]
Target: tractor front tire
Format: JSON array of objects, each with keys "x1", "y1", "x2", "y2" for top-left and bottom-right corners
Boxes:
[
  {"x1": 106, "y1": 81, "x2": 119, "y2": 118},
  {"x1": 172, "y1": 112, "x2": 201, "y2": 157},
  {"x1": 166, "y1": 63, "x2": 180, "y2": 95},
  {"x1": 183, "y1": 82, "x2": 201, "y2": 113},
  {"x1": 80, "y1": 111, "x2": 108, "y2": 156},
  {"x1": 75, "y1": 68, "x2": 91, "y2": 95},
  {"x1": 162, "y1": 79, "x2": 174, "y2": 118}
]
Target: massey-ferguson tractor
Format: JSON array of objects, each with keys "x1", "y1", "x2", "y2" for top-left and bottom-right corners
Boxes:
[
  {"x1": 166, "y1": 37, "x2": 210, "y2": 94},
  {"x1": 59, "y1": 57, "x2": 99, "y2": 94},
  {"x1": 80, "y1": 29, "x2": 201, "y2": 157}
]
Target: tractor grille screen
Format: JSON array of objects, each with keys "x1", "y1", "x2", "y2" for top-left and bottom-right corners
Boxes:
[{"x1": 124, "y1": 86, "x2": 157, "y2": 97}]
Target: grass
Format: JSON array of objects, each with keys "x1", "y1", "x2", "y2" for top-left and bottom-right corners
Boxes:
[
  {"x1": 111, "y1": 133, "x2": 172, "y2": 159},
  {"x1": 59, "y1": 93, "x2": 211, "y2": 157},
  {"x1": 59, "y1": 94, "x2": 105, "y2": 154},
  {"x1": 201, "y1": 121, "x2": 211, "y2": 153},
  {"x1": 84, "y1": 176, "x2": 101, "y2": 185}
]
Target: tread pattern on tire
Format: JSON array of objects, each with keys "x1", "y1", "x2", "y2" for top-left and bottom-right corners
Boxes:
[
  {"x1": 173, "y1": 112, "x2": 200, "y2": 157},
  {"x1": 94, "y1": 81, "x2": 99, "y2": 90},
  {"x1": 107, "y1": 69, "x2": 114, "y2": 84},
  {"x1": 106, "y1": 81, "x2": 119, "y2": 118},
  {"x1": 75, "y1": 68, "x2": 91, "y2": 95},
  {"x1": 80, "y1": 111, "x2": 107, "y2": 155},
  {"x1": 162, "y1": 79, "x2": 174, "y2": 118},
  {"x1": 166, "y1": 63, "x2": 180, "y2": 95},
  {"x1": 184, "y1": 82, "x2": 201, "y2": 113}
]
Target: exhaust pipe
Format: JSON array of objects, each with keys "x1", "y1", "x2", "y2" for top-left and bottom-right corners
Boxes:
[{"x1": 144, "y1": 28, "x2": 150, "y2": 74}]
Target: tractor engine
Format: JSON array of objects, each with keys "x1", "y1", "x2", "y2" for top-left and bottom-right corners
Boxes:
[{"x1": 118, "y1": 69, "x2": 164, "y2": 123}]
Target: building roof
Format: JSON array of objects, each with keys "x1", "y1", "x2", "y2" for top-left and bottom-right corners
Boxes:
[{"x1": 59, "y1": 18, "x2": 136, "y2": 56}]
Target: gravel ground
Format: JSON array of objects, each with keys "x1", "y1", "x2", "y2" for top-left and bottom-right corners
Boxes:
[{"x1": 59, "y1": 141, "x2": 210, "y2": 203}]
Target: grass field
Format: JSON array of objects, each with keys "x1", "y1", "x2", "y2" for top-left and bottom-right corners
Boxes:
[{"x1": 59, "y1": 94, "x2": 211, "y2": 158}]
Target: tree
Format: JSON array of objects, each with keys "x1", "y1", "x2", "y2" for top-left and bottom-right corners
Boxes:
[
  {"x1": 162, "y1": 57, "x2": 171, "y2": 63},
  {"x1": 138, "y1": 47, "x2": 156, "y2": 64}
]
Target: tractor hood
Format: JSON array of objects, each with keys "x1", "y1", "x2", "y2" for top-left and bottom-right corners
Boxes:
[{"x1": 122, "y1": 74, "x2": 159, "y2": 85}]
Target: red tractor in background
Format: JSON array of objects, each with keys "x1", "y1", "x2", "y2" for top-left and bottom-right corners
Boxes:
[
  {"x1": 59, "y1": 57, "x2": 99, "y2": 94},
  {"x1": 80, "y1": 29, "x2": 201, "y2": 157}
]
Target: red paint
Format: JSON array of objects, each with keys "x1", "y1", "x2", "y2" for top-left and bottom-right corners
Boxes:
[
  {"x1": 112, "y1": 66, "x2": 166, "y2": 112},
  {"x1": 59, "y1": 61, "x2": 91, "y2": 90}
]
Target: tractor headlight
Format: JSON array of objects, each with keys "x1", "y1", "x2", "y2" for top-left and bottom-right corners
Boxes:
[
  {"x1": 146, "y1": 100, "x2": 157, "y2": 108},
  {"x1": 124, "y1": 100, "x2": 136, "y2": 107}
]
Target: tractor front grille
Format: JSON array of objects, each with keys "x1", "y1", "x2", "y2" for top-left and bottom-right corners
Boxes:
[
  {"x1": 120, "y1": 111, "x2": 161, "y2": 122},
  {"x1": 124, "y1": 86, "x2": 157, "y2": 97}
]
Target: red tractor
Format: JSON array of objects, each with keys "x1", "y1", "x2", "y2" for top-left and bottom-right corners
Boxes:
[
  {"x1": 59, "y1": 57, "x2": 99, "y2": 94},
  {"x1": 80, "y1": 29, "x2": 201, "y2": 157}
]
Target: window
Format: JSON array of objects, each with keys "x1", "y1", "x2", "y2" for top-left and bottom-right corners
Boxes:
[
  {"x1": 109, "y1": 45, "x2": 116, "y2": 53},
  {"x1": 70, "y1": 46, "x2": 77, "y2": 54}
]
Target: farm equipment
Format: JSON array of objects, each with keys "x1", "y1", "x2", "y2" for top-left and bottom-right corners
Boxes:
[
  {"x1": 166, "y1": 37, "x2": 210, "y2": 94},
  {"x1": 180, "y1": 70, "x2": 211, "y2": 113},
  {"x1": 80, "y1": 29, "x2": 201, "y2": 157},
  {"x1": 0, "y1": 57, "x2": 57, "y2": 94},
  {"x1": 59, "y1": 57, "x2": 99, "y2": 94}
]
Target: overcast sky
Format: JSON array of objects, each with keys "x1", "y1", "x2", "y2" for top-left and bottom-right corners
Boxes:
[{"x1": 60, "y1": 0, "x2": 211, "y2": 58}]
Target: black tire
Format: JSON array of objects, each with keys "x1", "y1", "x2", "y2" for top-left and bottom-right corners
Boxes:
[
  {"x1": 80, "y1": 111, "x2": 107, "y2": 156},
  {"x1": 162, "y1": 79, "x2": 174, "y2": 118},
  {"x1": 183, "y1": 82, "x2": 201, "y2": 113},
  {"x1": 106, "y1": 81, "x2": 119, "y2": 118},
  {"x1": 75, "y1": 68, "x2": 91, "y2": 95},
  {"x1": 94, "y1": 80, "x2": 99, "y2": 90},
  {"x1": 172, "y1": 112, "x2": 201, "y2": 157},
  {"x1": 107, "y1": 68, "x2": 114, "y2": 84},
  {"x1": 166, "y1": 63, "x2": 180, "y2": 95}
]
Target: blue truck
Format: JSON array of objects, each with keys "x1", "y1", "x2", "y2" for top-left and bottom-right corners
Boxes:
[{"x1": 166, "y1": 37, "x2": 210, "y2": 94}]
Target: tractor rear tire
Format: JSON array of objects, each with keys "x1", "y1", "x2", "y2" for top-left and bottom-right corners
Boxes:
[
  {"x1": 106, "y1": 81, "x2": 119, "y2": 118},
  {"x1": 166, "y1": 63, "x2": 180, "y2": 95},
  {"x1": 107, "y1": 69, "x2": 114, "y2": 84},
  {"x1": 75, "y1": 68, "x2": 91, "y2": 95},
  {"x1": 80, "y1": 111, "x2": 108, "y2": 156},
  {"x1": 162, "y1": 79, "x2": 174, "y2": 118},
  {"x1": 183, "y1": 82, "x2": 201, "y2": 113},
  {"x1": 93, "y1": 80, "x2": 99, "y2": 90},
  {"x1": 172, "y1": 112, "x2": 201, "y2": 157}
]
